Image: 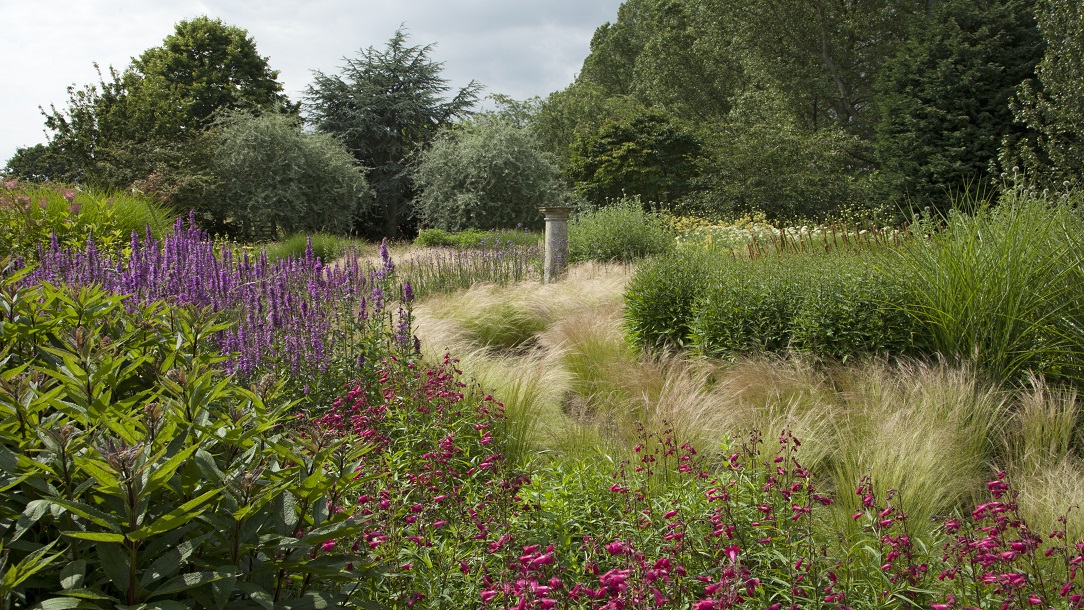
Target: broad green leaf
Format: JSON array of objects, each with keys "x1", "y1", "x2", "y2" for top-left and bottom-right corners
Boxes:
[
  {"x1": 2, "y1": 539, "x2": 61, "y2": 591},
  {"x1": 60, "y1": 559, "x2": 87, "y2": 590},
  {"x1": 149, "y1": 570, "x2": 229, "y2": 597},
  {"x1": 13, "y1": 499, "x2": 52, "y2": 541},
  {"x1": 49, "y1": 498, "x2": 123, "y2": 533},
  {"x1": 234, "y1": 582, "x2": 273, "y2": 610},
  {"x1": 140, "y1": 537, "x2": 201, "y2": 587}
]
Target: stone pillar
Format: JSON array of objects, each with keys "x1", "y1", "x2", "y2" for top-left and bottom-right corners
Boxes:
[{"x1": 539, "y1": 207, "x2": 573, "y2": 284}]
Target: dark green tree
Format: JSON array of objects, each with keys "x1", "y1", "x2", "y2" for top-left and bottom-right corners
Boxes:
[
  {"x1": 414, "y1": 114, "x2": 565, "y2": 232},
  {"x1": 1004, "y1": 0, "x2": 1084, "y2": 188},
  {"x1": 38, "y1": 17, "x2": 289, "y2": 188},
  {"x1": 568, "y1": 108, "x2": 702, "y2": 209},
  {"x1": 2, "y1": 143, "x2": 77, "y2": 182},
  {"x1": 875, "y1": 0, "x2": 1043, "y2": 209},
  {"x1": 305, "y1": 29, "x2": 481, "y2": 238}
]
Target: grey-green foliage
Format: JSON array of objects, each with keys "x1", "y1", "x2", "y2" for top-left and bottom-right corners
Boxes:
[
  {"x1": 414, "y1": 114, "x2": 565, "y2": 232},
  {"x1": 568, "y1": 197, "x2": 675, "y2": 263},
  {"x1": 206, "y1": 111, "x2": 371, "y2": 241}
]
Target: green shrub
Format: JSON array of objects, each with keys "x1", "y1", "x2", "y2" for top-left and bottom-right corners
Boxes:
[
  {"x1": 0, "y1": 279, "x2": 379, "y2": 608},
  {"x1": 264, "y1": 232, "x2": 367, "y2": 263},
  {"x1": 629, "y1": 248, "x2": 921, "y2": 360},
  {"x1": 790, "y1": 253, "x2": 920, "y2": 359},
  {"x1": 415, "y1": 227, "x2": 542, "y2": 249},
  {"x1": 413, "y1": 115, "x2": 564, "y2": 232},
  {"x1": 204, "y1": 111, "x2": 372, "y2": 241},
  {"x1": 0, "y1": 181, "x2": 171, "y2": 260},
  {"x1": 624, "y1": 249, "x2": 721, "y2": 350},
  {"x1": 568, "y1": 197, "x2": 675, "y2": 263},
  {"x1": 689, "y1": 254, "x2": 809, "y2": 356}
]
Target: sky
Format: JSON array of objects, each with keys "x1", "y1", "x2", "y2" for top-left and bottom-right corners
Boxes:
[{"x1": 0, "y1": 0, "x2": 625, "y2": 165}]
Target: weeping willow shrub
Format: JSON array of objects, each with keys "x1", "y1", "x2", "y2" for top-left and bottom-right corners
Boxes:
[{"x1": 413, "y1": 115, "x2": 566, "y2": 232}]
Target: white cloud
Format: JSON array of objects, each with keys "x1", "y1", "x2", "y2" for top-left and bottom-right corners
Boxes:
[{"x1": 0, "y1": 0, "x2": 622, "y2": 165}]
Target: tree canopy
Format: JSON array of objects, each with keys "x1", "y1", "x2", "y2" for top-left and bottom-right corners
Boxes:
[
  {"x1": 414, "y1": 113, "x2": 564, "y2": 232},
  {"x1": 305, "y1": 29, "x2": 482, "y2": 238},
  {"x1": 14, "y1": 16, "x2": 289, "y2": 189}
]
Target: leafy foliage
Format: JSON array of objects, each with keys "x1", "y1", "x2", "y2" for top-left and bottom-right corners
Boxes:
[
  {"x1": 875, "y1": 0, "x2": 1044, "y2": 211},
  {"x1": 623, "y1": 248, "x2": 720, "y2": 350},
  {"x1": 202, "y1": 111, "x2": 372, "y2": 241},
  {"x1": 0, "y1": 279, "x2": 379, "y2": 608},
  {"x1": 1005, "y1": 0, "x2": 1084, "y2": 188},
  {"x1": 32, "y1": 17, "x2": 290, "y2": 190},
  {"x1": 414, "y1": 115, "x2": 564, "y2": 232},
  {"x1": 687, "y1": 90, "x2": 878, "y2": 223},
  {"x1": 414, "y1": 227, "x2": 541, "y2": 249},
  {"x1": 569, "y1": 108, "x2": 702, "y2": 209},
  {"x1": 568, "y1": 198, "x2": 675, "y2": 263},
  {"x1": 0, "y1": 181, "x2": 171, "y2": 261},
  {"x1": 305, "y1": 28, "x2": 482, "y2": 238}
]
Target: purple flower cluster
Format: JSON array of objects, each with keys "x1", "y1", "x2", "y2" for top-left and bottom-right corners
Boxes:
[{"x1": 21, "y1": 214, "x2": 404, "y2": 380}]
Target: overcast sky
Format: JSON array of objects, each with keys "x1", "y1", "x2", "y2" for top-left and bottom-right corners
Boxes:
[{"x1": 0, "y1": 0, "x2": 625, "y2": 165}]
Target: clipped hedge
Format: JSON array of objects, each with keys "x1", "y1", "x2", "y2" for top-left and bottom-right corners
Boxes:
[
  {"x1": 624, "y1": 249, "x2": 722, "y2": 350},
  {"x1": 626, "y1": 249, "x2": 920, "y2": 359}
]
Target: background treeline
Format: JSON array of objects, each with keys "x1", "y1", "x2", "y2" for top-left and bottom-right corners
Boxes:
[
  {"x1": 5, "y1": 0, "x2": 1083, "y2": 238},
  {"x1": 542, "y1": 0, "x2": 1080, "y2": 222}
]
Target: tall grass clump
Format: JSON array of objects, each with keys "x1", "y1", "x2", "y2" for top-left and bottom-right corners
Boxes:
[
  {"x1": 397, "y1": 242, "x2": 542, "y2": 300},
  {"x1": 0, "y1": 180, "x2": 171, "y2": 259},
  {"x1": 264, "y1": 232, "x2": 369, "y2": 262},
  {"x1": 896, "y1": 192, "x2": 1084, "y2": 383},
  {"x1": 568, "y1": 197, "x2": 675, "y2": 263}
]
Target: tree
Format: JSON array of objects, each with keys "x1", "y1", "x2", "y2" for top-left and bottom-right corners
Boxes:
[
  {"x1": 875, "y1": 0, "x2": 1043, "y2": 209},
  {"x1": 38, "y1": 17, "x2": 289, "y2": 188},
  {"x1": 568, "y1": 108, "x2": 702, "y2": 209},
  {"x1": 305, "y1": 29, "x2": 481, "y2": 238},
  {"x1": 1004, "y1": 0, "x2": 1084, "y2": 188},
  {"x1": 689, "y1": 90, "x2": 877, "y2": 222},
  {"x1": 413, "y1": 114, "x2": 565, "y2": 232},
  {"x1": 202, "y1": 111, "x2": 371, "y2": 241},
  {"x1": 3, "y1": 143, "x2": 77, "y2": 182}
]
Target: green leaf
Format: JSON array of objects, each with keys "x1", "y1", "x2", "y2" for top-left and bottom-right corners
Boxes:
[
  {"x1": 234, "y1": 582, "x2": 273, "y2": 610},
  {"x1": 2, "y1": 539, "x2": 62, "y2": 592},
  {"x1": 280, "y1": 592, "x2": 345, "y2": 609},
  {"x1": 141, "y1": 444, "x2": 201, "y2": 497},
  {"x1": 128, "y1": 488, "x2": 220, "y2": 541},
  {"x1": 139, "y1": 537, "x2": 202, "y2": 587},
  {"x1": 24, "y1": 598, "x2": 102, "y2": 609},
  {"x1": 60, "y1": 560, "x2": 87, "y2": 590},
  {"x1": 50, "y1": 498, "x2": 123, "y2": 533},
  {"x1": 61, "y1": 531, "x2": 126, "y2": 543},
  {"x1": 13, "y1": 499, "x2": 52, "y2": 541},
  {"x1": 149, "y1": 570, "x2": 229, "y2": 597}
]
